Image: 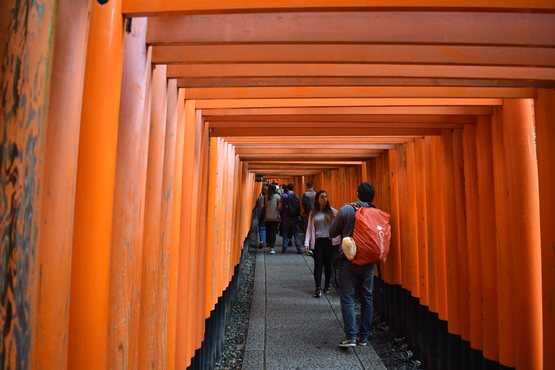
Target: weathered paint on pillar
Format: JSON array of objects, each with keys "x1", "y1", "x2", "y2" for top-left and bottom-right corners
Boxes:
[
  {"x1": 139, "y1": 63, "x2": 168, "y2": 368},
  {"x1": 107, "y1": 17, "x2": 150, "y2": 369},
  {"x1": 501, "y1": 99, "x2": 542, "y2": 370},
  {"x1": 535, "y1": 88, "x2": 555, "y2": 370},
  {"x1": 68, "y1": 0, "x2": 125, "y2": 367},
  {"x1": 175, "y1": 99, "x2": 196, "y2": 368},
  {"x1": 165, "y1": 85, "x2": 185, "y2": 370},
  {"x1": 35, "y1": 0, "x2": 91, "y2": 368},
  {"x1": 1, "y1": 0, "x2": 55, "y2": 367},
  {"x1": 153, "y1": 77, "x2": 180, "y2": 369}
]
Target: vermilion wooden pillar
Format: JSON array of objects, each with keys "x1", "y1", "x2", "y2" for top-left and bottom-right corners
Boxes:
[
  {"x1": 388, "y1": 149, "x2": 402, "y2": 285},
  {"x1": 176, "y1": 101, "x2": 206, "y2": 368},
  {"x1": 461, "y1": 124, "x2": 483, "y2": 351},
  {"x1": 166, "y1": 87, "x2": 186, "y2": 370},
  {"x1": 475, "y1": 116, "x2": 499, "y2": 363},
  {"x1": 451, "y1": 129, "x2": 470, "y2": 341},
  {"x1": 158, "y1": 78, "x2": 180, "y2": 369},
  {"x1": 1, "y1": 0, "x2": 55, "y2": 367},
  {"x1": 490, "y1": 106, "x2": 515, "y2": 367},
  {"x1": 68, "y1": 0, "x2": 124, "y2": 367},
  {"x1": 35, "y1": 0, "x2": 91, "y2": 368},
  {"x1": 534, "y1": 88, "x2": 555, "y2": 370},
  {"x1": 205, "y1": 137, "x2": 220, "y2": 310},
  {"x1": 424, "y1": 136, "x2": 446, "y2": 317},
  {"x1": 139, "y1": 63, "x2": 168, "y2": 368},
  {"x1": 107, "y1": 18, "x2": 150, "y2": 369},
  {"x1": 404, "y1": 142, "x2": 419, "y2": 296},
  {"x1": 396, "y1": 144, "x2": 410, "y2": 288},
  {"x1": 196, "y1": 111, "x2": 210, "y2": 344},
  {"x1": 501, "y1": 99, "x2": 542, "y2": 370},
  {"x1": 441, "y1": 129, "x2": 461, "y2": 334},
  {"x1": 414, "y1": 138, "x2": 428, "y2": 306}
]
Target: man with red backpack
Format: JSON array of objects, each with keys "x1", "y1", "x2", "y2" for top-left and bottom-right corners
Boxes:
[{"x1": 329, "y1": 182, "x2": 390, "y2": 348}]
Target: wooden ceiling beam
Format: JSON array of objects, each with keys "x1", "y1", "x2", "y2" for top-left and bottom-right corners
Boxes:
[
  {"x1": 169, "y1": 64, "x2": 555, "y2": 83},
  {"x1": 207, "y1": 121, "x2": 466, "y2": 129},
  {"x1": 236, "y1": 148, "x2": 385, "y2": 154},
  {"x1": 237, "y1": 152, "x2": 382, "y2": 159},
  {"x1": 195, "y1": 98, "x2": 501, "y2": 109},
  {"x1": 203, "y1": 106, "x2": 493, "y2": 115},
  {"x1": 144, "y1": 12, "x2": 555, "y2": 46},
  {"x1": 186, "y1": 86, "x2": 537, "y2": 99},
  {"x1": 211, "y1": 127, "x2": 443, "y2": 137},
  {"x1": 153, "y1": 44, "x2": 555, "y2": 67},
  {"x1": 233, "y1": 143, "x2": 397, "y2": 150},
  {"x1": 224, "y1": 137, "x2": 415, "y2": 145},
  {"x1": 209, "y1": 114, "x2": 475, "y2": 123},
  {"x1": 177, "y1": 77, "x2": 555, "y2": 89}
]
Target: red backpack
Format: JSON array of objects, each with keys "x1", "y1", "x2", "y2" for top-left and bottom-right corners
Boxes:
[{"x1": 351, "y1": 204, "x2": 391, "y2": 265}]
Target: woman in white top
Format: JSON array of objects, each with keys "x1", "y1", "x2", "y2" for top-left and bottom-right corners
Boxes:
[
  {"x1": 263, "y1": 183, "x2": 282, "y2": 254},
  {"x1": 304, "y1": 190, "x2": 341, "y2": 297}
]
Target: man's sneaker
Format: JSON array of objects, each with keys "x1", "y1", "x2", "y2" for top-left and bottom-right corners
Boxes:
[
  {"x1": 339, "y1": 337, "x2": 356, "y2": 347},
  {"x1": 281, "y1": 249, "x2": 287, "y2": 254},
  {"x1": 323, "y1": 285, "x2": 330, "y2": 294},
  {"x1": 314, "y1": 287, "x2": 322, "y2": 298},
  {"x1": 356, "y1": 337, "x2": 368, "y2": 346},
  {"x1": 297, "y1": 249, "x2": 302, "y2": 254},
  {"x1": 308, "y1": 250, "x2": 314, "y2": 258},
  {"x1": 270, "y1": 248, "x2": 275, "y2": 254}
]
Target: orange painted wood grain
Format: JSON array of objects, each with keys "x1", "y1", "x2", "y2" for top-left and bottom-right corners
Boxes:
[
  {"x1": 68, "y1": 0, "x2": 125, "y2": 367},
  {"x1": 35, "y1": 0, "x2": 89, "y2": 368}
]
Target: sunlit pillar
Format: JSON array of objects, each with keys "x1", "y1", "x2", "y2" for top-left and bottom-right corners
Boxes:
[
  {"x1": 68, "y1": 0, "x2": 124, "y2": 367},
  {"x1": 107, "y1": 18, "x2": 150, "y2": 369}
]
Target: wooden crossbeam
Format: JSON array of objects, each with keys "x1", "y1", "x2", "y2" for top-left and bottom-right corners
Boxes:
[{"x1": 186, "y1": 86, "x2": 537, "y2": 100}]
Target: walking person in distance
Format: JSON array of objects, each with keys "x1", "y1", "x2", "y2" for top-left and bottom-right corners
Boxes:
[
  {"x1": 256, "y1": 181, "x2": 269, "y2": 249},
  {"x1": 304, "y1": 190, "x2": 341, "y2": 298},
  {"x1": 263, "y1": 183, "x2": 282, "y2": 254},
  {"x1": 280, "y1": 183, "x2": 302, "y2": 253}
]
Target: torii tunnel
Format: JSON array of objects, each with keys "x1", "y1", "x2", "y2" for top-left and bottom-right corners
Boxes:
[{"x1": 1, "y1": 1, "x2": 555, "y2": 369}]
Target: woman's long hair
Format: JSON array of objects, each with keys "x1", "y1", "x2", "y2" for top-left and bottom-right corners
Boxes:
[
  {"x1": 313, "y1": 190, "x2": 334, "y2": 223},
  {"x1": 267, "y1": 183, "x2": 279, "y2": 201}
]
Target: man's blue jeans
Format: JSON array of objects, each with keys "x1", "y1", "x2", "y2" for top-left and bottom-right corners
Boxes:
[
  {"x1": 337, "y1": 259, "x2": 375, "y2": 340},
  {"x1": 281, "y1": 218, "x2": 301, "y2": 251},
  {"x1": 258, "y1": 218, "x2": 266, "y2": 244}
]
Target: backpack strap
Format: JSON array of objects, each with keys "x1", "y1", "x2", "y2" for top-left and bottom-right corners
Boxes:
[{"x1": 350, "y1": 203, "x2": 361, "y2": 211}]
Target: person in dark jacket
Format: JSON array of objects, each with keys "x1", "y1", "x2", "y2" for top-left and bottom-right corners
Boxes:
[{"x1": 329, "y1": 182, "x2": 376, "y2": 348}]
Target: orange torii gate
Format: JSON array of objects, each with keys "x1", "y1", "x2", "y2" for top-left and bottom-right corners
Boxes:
[{"x1": 1, "y1": 1, "x2": 554, "y2": 369}]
